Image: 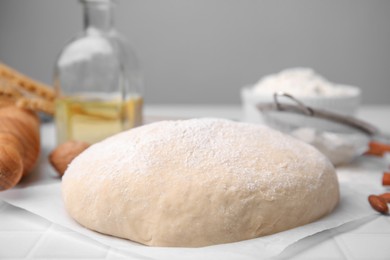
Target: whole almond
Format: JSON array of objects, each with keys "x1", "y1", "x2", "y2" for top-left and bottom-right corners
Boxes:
[
  {"x1": 382, "y1": 172, "x2": 390, "y2": 186},
  {"x1": 368, "y1": 195, "x2": 389, "y2": 214},
  {"x1": 49, "y1": 140, "x2": 90, "y2": 177},
  {"x1": 379, "y1": 193, "x2": 390, "y2": 203}
]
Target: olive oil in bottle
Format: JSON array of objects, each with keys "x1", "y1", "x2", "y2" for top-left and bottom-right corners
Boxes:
[
  {"x1": 54, "y1": 0, "x2": 143, "y2": 144},
  {"x1": 55, "y1": 96, "x2": 143, "y2": 144}
]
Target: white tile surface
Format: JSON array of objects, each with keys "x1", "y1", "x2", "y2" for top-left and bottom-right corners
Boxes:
[
  {"x1": 0, "y1": 232, "x2": 43, "y2": 258},
  {"x1": 332, "y1": 215, "x2": 390, "y2": 260},
  {"x1": 335, "y1": 234, "x2": 390, "y2": 260}
]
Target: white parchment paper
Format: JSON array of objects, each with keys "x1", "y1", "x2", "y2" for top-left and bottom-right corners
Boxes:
[
  {"x1": 0, "y1": 181, "x2": 375, "y2": 260},
  {"x1": 0, "y1": 124, "x2": 383, "y2": 259}
]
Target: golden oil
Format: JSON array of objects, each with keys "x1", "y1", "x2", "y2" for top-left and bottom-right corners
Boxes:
[{"x1": 55, "y1": 96, "x2": 143, "y2": 144}]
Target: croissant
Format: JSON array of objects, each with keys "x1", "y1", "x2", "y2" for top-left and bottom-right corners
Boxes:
[{"x1": 0, "y1": 105, "x2": 40, "y2": 191}]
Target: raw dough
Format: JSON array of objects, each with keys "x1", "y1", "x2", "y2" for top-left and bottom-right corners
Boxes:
[{"x1": 62, "y1": 118, "x2": 339, "y2": 247}]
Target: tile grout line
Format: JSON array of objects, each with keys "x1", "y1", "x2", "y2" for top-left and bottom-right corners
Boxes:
[
  {"x1": 333, "y1": 235, "x2": 354, "y2": 260},
  {"x1": 24, "y1": 222, "x2": 54, "y2": 259}
]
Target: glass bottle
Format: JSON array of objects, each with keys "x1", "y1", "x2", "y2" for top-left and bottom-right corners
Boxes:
[{"x1": 54, "y1": 0, "x2": 143, "y2": 145}]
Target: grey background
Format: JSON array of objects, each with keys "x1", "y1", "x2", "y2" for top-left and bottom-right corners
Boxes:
[{"x1": 0, "y1": 0, "x2": 389, "y2": 105}]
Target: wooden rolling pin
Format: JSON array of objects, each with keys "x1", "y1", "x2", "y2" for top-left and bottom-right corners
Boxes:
[{"x1": 0, "y1": 106, "x2": 40, "y2": 191}]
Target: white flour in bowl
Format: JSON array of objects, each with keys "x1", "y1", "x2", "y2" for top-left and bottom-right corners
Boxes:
[{"x1": 253, "y1": 68, "x2": 356, "y2": 97}]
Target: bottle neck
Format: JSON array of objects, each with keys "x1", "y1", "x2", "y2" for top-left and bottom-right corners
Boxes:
[{"x1": 82, "y1": 0, "x2": 113, "y2": 33}]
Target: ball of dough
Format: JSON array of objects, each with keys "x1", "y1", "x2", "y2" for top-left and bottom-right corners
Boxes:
[{"x1": 62, "y1": 118, "x2": 339, "y2": 247}]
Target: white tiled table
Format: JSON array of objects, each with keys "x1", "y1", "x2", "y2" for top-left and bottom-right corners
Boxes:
[{"x1": 1, "y1": 105, "x2": 390, "y2": 260}]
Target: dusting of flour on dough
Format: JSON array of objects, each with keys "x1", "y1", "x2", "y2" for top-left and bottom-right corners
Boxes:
[{"x1": 66, "y1": 118, "x2": 332, "y2": 200}]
